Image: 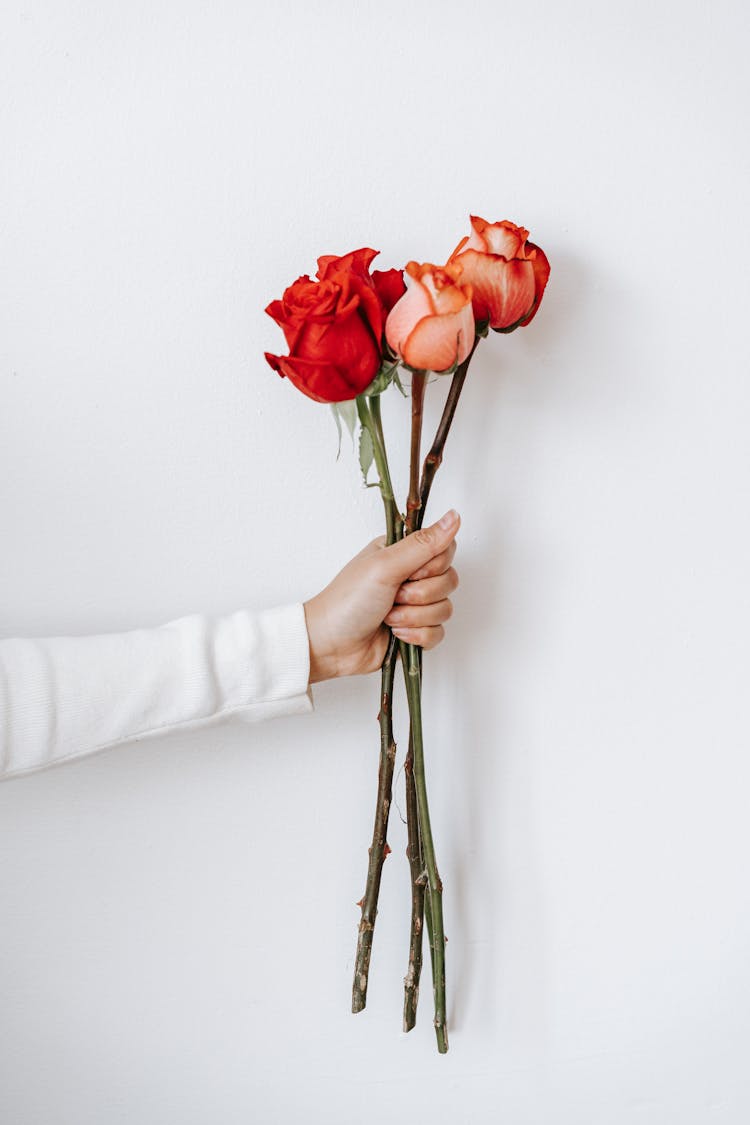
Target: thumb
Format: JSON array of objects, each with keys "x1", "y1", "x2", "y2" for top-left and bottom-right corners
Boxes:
[{"x1": 377, "y1": 510, "x2": 461, "y2": 584}]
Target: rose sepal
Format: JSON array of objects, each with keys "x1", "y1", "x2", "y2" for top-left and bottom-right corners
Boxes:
[{"x1": 363, "y1": 354, "x2": 401, "y2": 397}]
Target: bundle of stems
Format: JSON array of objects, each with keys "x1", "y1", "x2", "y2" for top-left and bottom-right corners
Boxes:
[{"x1": 350, "y1": 336, "x2": 481, "y2": 1054}]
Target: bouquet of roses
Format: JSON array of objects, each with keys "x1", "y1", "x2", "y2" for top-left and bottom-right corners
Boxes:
[{"x1": 264, "y1": 216, "x2": 550, "y2": 1053}]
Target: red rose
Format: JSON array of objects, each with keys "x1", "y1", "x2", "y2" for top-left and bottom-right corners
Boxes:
[
  {"x1": 385, "y1": 261, "x2": 475, "y2": 373},
  {"x1": 265, "y1": 247, "x2": 389, "y2": 403},
  {"x1": 448, "y1": 216, "x2": 550, "y2": 331}
]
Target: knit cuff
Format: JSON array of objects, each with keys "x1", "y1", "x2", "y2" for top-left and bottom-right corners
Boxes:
[{"x1": 229, "y1": 601, "x2": 314, "y2": 723}]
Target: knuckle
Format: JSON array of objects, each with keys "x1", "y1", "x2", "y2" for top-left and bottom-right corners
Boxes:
[
  {"x1": 427, "y1": 626, "x2": 445, "y2": 649},
  {"x1": 447, "y1": 566, "x2": 459, "y2": 592},
  {"x1": 414, "y1": 527, "x2": 435, "y2": 550},
  {"x1": 443, "y1": 600, "x2": 454, "y2": 622}
]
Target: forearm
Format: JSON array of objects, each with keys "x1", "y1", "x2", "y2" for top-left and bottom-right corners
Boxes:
[{"x1": 0, "y1": 603, "x2": 313, "y2": 780}]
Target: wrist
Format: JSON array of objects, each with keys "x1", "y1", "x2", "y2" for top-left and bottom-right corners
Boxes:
[{"x1": 303, "y1": 597, "x2": 341, "y2": 684}]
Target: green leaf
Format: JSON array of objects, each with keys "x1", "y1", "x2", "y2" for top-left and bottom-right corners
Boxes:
[
  {"x1": 358, "y1": 423, "x2": 375, "y2": 487},
  {"x1": 338, "y1": 399, "x2": 358, "y2": 440},
  {"x1": 330, "y1": 400, "x2": 359, "y2": 461},
  {"x1": 330, "y1": 403, "x2": 343, "y2": 461}
]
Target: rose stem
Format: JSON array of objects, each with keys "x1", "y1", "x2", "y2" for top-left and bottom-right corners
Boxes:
[
  {"x1": 351, "y1": 630, "x2": 398, "y2": 1013},
  {"x1": 351, "y1": 393, "x2": 403, "y2": 1014},
  {"x1": 403, "y1": 335, "x2": 486, "y2": 1036},
  {"x1": 369, "y1": 381, "x2": 436, "y2": 1033},
  {"x1": 405, "y1": 332, "x2": 487, "y2": 1039},
  {"x1": 417, "y1": 333, "x2": 482, "y2": 529},
  {"x1": 399, "y1": 633, "x2": 448, "y2": 1052},
  {"x1": 402, "y1": 713, "x2": 434, "y2": 1030},
  {"x1": 402, "y1": 369, "x2": 431, "y2": 1031},
  {"x1": 398, "y1": 369, "x2": 449, "y2": 1053},
  {"x1": 405, "y1": 370, "x2": 427, "y2": 532}
]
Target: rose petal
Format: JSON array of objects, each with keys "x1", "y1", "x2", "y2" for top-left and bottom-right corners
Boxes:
[
  {"x1": 296, "y1": 304, "x2": 381, "y2": 385},
  {"x1": 283, "y1": 278, "x2": 339, "y2": 319},
  {"x1": 517, "y1": 242, "x2": 551, "y2": 327},
  {"x1": 454, "y1": 250, "x2": 536, "y2": 329},
  {"x1": 400, "y1": 301, "x2": 475, "y2": 372},
  {"x1": 273, "y1": 289, "x2": 344, "y2": 354},
  {"x1": 427, "y1": 267, "x2": 472, "y2": 316},
  {"x1": 385, "y1": 268, "x2": 435, "y2": 356},
  {"x1": 335, "y1": 269, "x2": 384, "y2": 342},
  {"x1": 448, "y1": 233, "x2": 470, "y2": 259},
  {"x1": 372, "y1": 268, "x2": 407, "y2": 315},
  {"x1": 271, "y1": 353, "x2": 374, "y2": 403},
  {"x1": 316, "y1": 247, "x2": 379, "y2": 282},
  {"x1": 469, "y1": 216, "x2": 529, "y2": 259},
  {"x1": 264, "y1": 299, "x2": 286, "y2": 327}
]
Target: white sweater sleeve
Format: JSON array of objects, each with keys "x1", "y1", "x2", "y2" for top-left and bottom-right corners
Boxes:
[{"x1": 0, "y1": 603, "x2": 314, "y2": 781}]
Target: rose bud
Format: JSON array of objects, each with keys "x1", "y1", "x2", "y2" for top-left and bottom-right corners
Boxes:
[
  {"x1": 265, "y1": 248, "x2": 386, "y2": 403},
  {"x1": 385, "y1": 261, "x2": 475, "y2": 373},
  {"x1": 448, "y1": 216, "x2": 550, "y2": 332}
]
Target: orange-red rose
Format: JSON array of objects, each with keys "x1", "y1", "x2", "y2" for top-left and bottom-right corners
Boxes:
[
  {"x1": 448, "y1": 216, "x2": 550, "y2": 332},
  {"x1": 265, "y1": 248, "x2": 405, "y2": 403},
  {"x1": 385, "y1": 261, "x2": 474, "y2": 373}
]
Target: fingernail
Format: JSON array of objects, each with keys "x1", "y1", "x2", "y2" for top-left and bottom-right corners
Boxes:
[{"x1": 438, "y1": 509, "x2": 459, "y2": 529}]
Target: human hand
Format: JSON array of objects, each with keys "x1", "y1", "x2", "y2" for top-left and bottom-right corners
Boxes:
[{"x1": 303, "y1": 510, "x2": 460, "y2": 683}]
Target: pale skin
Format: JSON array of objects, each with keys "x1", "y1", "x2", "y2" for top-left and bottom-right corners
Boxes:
[{"x1": 303, "y1": 509, "x2": 460, "y2": 684}]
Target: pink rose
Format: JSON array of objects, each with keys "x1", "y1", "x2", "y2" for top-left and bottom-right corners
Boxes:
[{"x1": 385, "y1": 261, "x2": 475, "y2": 373}]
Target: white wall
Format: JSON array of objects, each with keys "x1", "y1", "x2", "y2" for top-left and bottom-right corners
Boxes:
[{"x1": 1, "y1": 1, "x2": 749, "y2": 1121}]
